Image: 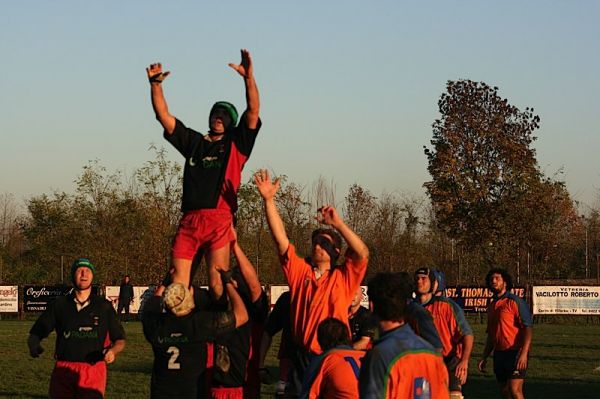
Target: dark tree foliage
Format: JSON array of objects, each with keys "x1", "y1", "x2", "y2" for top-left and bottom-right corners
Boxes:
[
  {"x1": 424, "y1": 80, "x2": 582, "y2": 276},
  {"x1": 424, "y1": 80, "x2": 541, "y2": 250}
]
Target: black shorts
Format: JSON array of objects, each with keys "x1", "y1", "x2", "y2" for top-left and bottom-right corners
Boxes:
[
  {"x1": 284, "y1": 349, "x2": 312, "y2": 398},
  {"x1": 493, "y1": 349, "x2": 526, "y2": 383},
  {"x1": 151, "y1": 376, "x2": 197, "y2": 399},
  {"x1": 444, "y1": 355, "x2": 462, "y2": 392}
]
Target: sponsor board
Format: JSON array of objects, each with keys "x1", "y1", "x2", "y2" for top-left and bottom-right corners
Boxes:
[
  {"x1": 532, "y1": 286, "x2": 600, "y2": 315},
  {"x1": 443, "y1": 286, "x2": 526, "y2": 313},
  {"x1": 0, "y1": 286, "x2": 18, "y2": 313},
  {"x1": 24, "y1": 285, "x2": 99, "y2": 312},
  {"x1": 105, "y1": 286, "x2": 156, "y2": 314}
]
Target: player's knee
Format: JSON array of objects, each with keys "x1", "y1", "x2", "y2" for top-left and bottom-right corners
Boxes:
[
  {"x1": 509, "y1": 383, "x2": 523, "y2": 397},
  {"x1": 450, "y1": 392, "x2": 463, "y2": 399}
]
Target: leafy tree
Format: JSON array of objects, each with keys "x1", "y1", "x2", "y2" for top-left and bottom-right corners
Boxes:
[
  {"x1": 424, "y1": 80, "x2": 581, "y2": 279},
  {"x1": 424, "y1": 80, "x2": 541, "y2": 262},
  {"x1": 343, "y1": 184, "x2": 376, "y2": 237}
]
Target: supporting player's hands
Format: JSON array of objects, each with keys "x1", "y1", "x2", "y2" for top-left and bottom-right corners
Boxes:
[
  {"x1": 477, "y1": 357, "x2": 487, "y2": 373},
  {"x1": 228, "y1": 49, "x2": 253, "y2": 79},
  {"x1": 455, "y1": 358, "x2": 469, "y2": 384},
  {"x1": 317, "y1": 205, "x2": 342, "y2": 229},
  {"x1": 27, "y1": 334, "x2": 44, "y2": 358},
  {"x1": 254, "y1": 169, "x2": 280, "y2": 201},
  {"x1": 516, "y1": 350, "x2": 528, "y2": 371},
  {"x1": 146, "y1": 62, "x2": 170, "y2": 84}
]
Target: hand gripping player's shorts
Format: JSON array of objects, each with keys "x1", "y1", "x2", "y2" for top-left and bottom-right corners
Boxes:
[
  {"x1": 493, "y1": 349, "x2": 527, "y2": 383},
  {"x1": 172, "y1": 209, "x2": 234, "y2": 260}
]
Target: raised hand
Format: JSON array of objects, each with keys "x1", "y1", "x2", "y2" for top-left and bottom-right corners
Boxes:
[
  {"x1": 228, "y1": 49, "x2": 253, "y2": 79},
  {"x1": 254, "y1": 169, "x2": 280, "y2": 200},
  {"x1": 317, "y1": 205, "x2": 342, "y2": 228},
  {"x1": 146, "y1": 62, "x2": 170, "y2": 83}
]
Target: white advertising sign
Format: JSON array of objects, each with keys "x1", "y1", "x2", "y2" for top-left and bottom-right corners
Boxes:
[
  {"x1": 105, "y1": 286, "x2": 156, "y2": 314},
  {"x1": 533, "y1": 286, "x2": 600, "y2": 315},
  {"x1": 0, "y1": 286, "x2": 18, "y2": 313}
]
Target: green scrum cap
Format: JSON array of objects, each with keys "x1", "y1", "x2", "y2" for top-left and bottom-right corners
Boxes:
[
  {"x1": 209, "y1": 101, "x2": 239, "y2": 130},
  {"x1": 71, "y1": 258, "x2": 96, "y2": 283}
]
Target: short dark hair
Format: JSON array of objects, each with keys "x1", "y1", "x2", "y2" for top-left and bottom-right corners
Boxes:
[
  {"x1": 485, "y1": 267, "x2": 513, "y2": 290},
  {"x1": 368, "y1": 272, "x2": 413, "y2": 322},
  {"x1": 317, "y1": 318, "x2": 351, "y2": 351},
  {"x1": 311, "y1": 228, "x2": 342, "y2": 251}
]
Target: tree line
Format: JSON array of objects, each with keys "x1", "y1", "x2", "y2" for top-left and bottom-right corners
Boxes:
[{"x1": 1, "y1": 80, "x2": 598, "y2": 287}]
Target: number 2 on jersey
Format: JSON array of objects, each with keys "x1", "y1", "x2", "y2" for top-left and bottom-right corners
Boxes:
[{"x1": 167, "y1": 346, "x2": 181, "y2": 370}]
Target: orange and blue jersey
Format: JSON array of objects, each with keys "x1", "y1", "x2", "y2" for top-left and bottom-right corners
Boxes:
[
  {"x1": 300, "y1": 346, "x2": 363, "y2": 399},
  {"x1": 422, "y1": 297, "x2": 473, "y2": 358},
  {"x1": 359, "y1": 324, "x2": 449, "y2": 399},
  {"x1": 282, "y1": 244, "x2": 368, "y2": 354},
  {"x1": 407, "y1": 301, "x2": 443, "y2": 351},
  {"x1": 487, "y1": 292, "x2": 532, "y2": 351}
]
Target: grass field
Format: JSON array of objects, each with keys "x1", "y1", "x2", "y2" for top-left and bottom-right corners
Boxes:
[{"x1": 1, "y1": 320, "x2": 599, "y2": 398}]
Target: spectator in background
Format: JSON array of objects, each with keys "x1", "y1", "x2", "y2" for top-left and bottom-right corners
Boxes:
[
  {"x1": 28, "y1": 258, "x2": 126, "y2": 399},
  {"x1": 117, "y1": 275, "x2": 134, "y2": 322}
]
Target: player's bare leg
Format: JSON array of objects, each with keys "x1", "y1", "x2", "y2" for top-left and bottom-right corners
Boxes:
[
  {"x1": 171, "y1": 258, "x2": 193, "y2": 286},
  {"x1": 508, "y1": 379, "x2": 525, "y2": 399},
  {"x1": 207, "y1": 244, "x2": 230, "y2": 300},
  {"x1": 499, "y1": 382, "x2": 511, "y2": 398}
]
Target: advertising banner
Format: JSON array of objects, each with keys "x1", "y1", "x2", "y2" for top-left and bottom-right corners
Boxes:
[
  {"x1": 0, "y1": 286, "x2": 18, "y2": 313},
  {"x1": 24, "y1": 285, "x2": 98, "y2": 312},
  {"x1": 532, "y1": 286, "x2": 600, "y2": 315},
  {"x1": 105, "y1": 286, "x2": 156, "y2": 314},
  {"x1": 443, "y1": 286, "x2": 526, "y2": 313}
]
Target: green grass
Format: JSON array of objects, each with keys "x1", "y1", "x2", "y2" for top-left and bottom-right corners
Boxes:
[{"x1": 1, "y1": 320, "x2": 599, "y2": 398}]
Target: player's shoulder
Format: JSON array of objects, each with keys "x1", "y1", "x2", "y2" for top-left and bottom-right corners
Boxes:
[
  {"x1": 503, "y1": 292, "x2": 526, "y2": 308},
  {"x1": 92, "y1": 295, "x2": 117, "y2": 311}
]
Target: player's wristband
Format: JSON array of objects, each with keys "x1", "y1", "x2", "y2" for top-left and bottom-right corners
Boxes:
[{"x1": 148, "y1": 73, "x2": 166, "y2": 84}]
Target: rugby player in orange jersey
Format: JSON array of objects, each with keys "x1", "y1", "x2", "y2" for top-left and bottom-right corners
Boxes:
[
  {"x1": 478, "y1": 268, "x2": 532, "y2": 399},
  {"x1": 300, "y1": 317, "x2": 364, "y2": 399},
  {"x1": 415, "y1": 267, "x2": 474, "y2": 399},
  {"x1": 254, "y1": 169, "x2": 369, "y2": 398}
]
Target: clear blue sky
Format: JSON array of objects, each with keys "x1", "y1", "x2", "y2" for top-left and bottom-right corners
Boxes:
[{"x1": 1, "y1": 1, "x2": 599, "y2": 210}]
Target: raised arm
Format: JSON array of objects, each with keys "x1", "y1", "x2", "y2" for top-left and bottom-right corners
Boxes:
[
  {"x1": 229, "y1": 49, "x2": 259, "y2": 129},
  {"x1": 146, "y1": 63, "x2": 176, "y2": 134},
  {"x1": 254, "y1": 170, "x2": 290, "y2": 256},
  {"x1": 222, "y1": 271, "x2": 249, "y2": 327},
  {"x1": 232, "y1": 237, "x2": 263, "y2": 303},
  {"x1": 318, "y1": 206, "x2": 369, "y2": 261}
]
